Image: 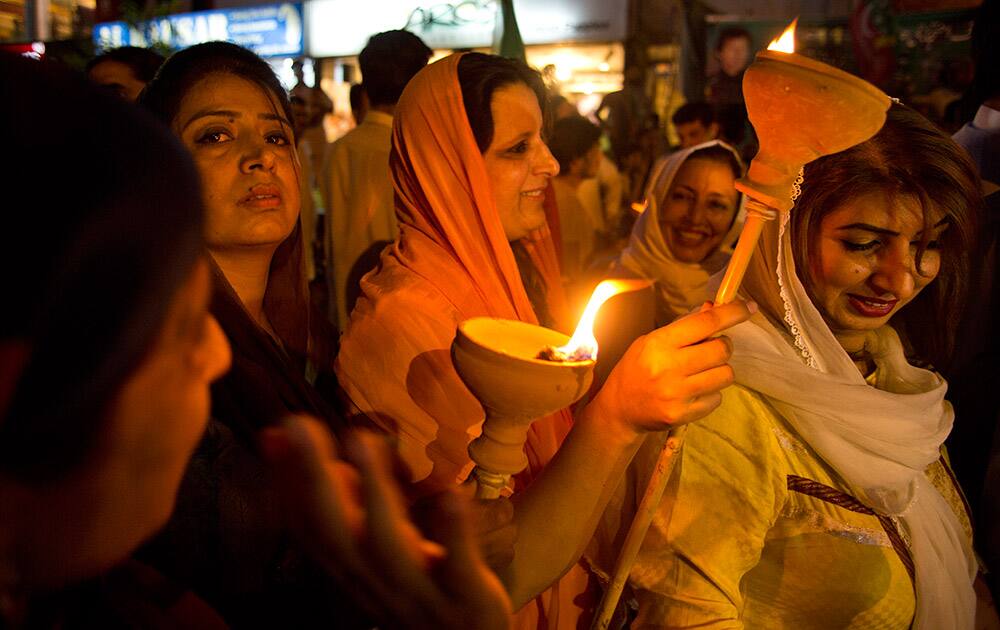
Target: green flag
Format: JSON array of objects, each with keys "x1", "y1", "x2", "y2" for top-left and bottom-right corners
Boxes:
[{"x1": 493, "y1": 0, "x2": 526, "y2": 62}]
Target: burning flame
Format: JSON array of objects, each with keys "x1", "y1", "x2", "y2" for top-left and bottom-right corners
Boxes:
[
  {"x1": 767, "y1": 18, "x2": 797, "y2": 53},
  {"x1": 556, "y1": 279, "x2": 652, "y2": 360}
]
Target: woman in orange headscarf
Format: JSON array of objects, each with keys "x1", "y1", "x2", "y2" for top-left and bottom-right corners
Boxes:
[{"x1": 336, "y1": 52, "x2": 752, "y2": 627}]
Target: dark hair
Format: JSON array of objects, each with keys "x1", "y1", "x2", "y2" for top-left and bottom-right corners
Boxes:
[
  {"x1": 457, "y1": 52, "x2": 548, "y2": 152},
  {"x1": 672, "y1": 101, "x2": 715, "y2": 127},
  {"x1": 716, "y1": 27, "x2": 752, "y2": 52},
  {"x1": 970, "y1": 0, "x2": 1000, "y2": 102},
  {"x1": 549, "y1": 93, "x2": 569, "y2": 111},
  {"x1": 359, "y1": 30, "x2": 432, "y2": 107},
  {"x1": 349, "y1": 83, "x2": 366, "y2": 112},
  {"x1": 549, "y1": 115, "x2": 602, "y2": 173},
  {"x1": 86, "y1": 46, "x2": 165, "y2": 82},
  {"x1": 139, "y1": 41, "x2": 293, "y2": 133},
  {"x1": 791, "y1": 104, "x2": 983, "y2": 371},
  {"x1": 0, "y1": 54, "x2": 204, "y2": 482}
]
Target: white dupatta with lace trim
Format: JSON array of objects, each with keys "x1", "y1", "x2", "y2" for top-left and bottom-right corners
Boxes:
[{"x1": 720, "y1": 203, "x2": 977, "y2": 628}]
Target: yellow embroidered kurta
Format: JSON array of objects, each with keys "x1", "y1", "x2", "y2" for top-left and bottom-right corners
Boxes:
[{"x1": 593, "y1": 382, "x2": 973, "y2": 629}]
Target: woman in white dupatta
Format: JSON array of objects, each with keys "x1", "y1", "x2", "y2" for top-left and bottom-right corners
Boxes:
[
  {"x1": 615, "y1": 141, "x2": 745, "y2": 325},
  {"x1": 593, "y1": 141, "x2": 744, "y2": 387},
  {"x1": 593, "y1": 105, "x2": 997, "y2": 628}
]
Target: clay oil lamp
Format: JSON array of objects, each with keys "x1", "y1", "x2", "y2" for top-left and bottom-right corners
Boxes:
[{"x1": 452, "y1": 279, "x2": 649, "y2": 499}]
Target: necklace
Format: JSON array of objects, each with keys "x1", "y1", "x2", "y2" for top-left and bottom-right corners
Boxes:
[
  {"x1": 848, "y1": 349, "x2": 871, "y2": 362},
  {"x1": 848, "y1": 349, "x2": 875, "y2": 378}
]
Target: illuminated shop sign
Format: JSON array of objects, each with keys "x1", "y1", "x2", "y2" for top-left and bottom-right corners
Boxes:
[
  {"x1": 306, "y1": 0, "x2": 625, "y2": 57},
  {"x1": 0, "y1": 42, "x2": 45, "y2": 59},
  {"x1": 93, "y1": 3, "x2": 304, "y2": 57}
]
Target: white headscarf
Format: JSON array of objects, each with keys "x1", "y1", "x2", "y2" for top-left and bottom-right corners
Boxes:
[
  {"x1": 615, "y1": 141, "x2": 745, "y2": 322},
  {"x1": 723, "y1": 198, "x2": 977, "y2": 628}
]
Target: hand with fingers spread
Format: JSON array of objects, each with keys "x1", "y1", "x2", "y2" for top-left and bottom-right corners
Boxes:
[
  {"x1": 260, "y1": 417, "x2": 512, "y2": 630},
  {"x1": 589, "y1": 300, "x2": 756, "y2": 434}
]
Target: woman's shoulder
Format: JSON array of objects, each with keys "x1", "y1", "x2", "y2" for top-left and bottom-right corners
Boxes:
[
  {"x1": 334, "y1": 263, "x2": 486, "y2": 488},
  {"x1": 343, "y1": 264, "x2": 461, "y2": 344},
  {"x1": 632, "y1": 384, "x2": 791, "y2": 519},
  {"x1": 336, "y1": 264, "x2": 463, "y2": 408},
  {"x1": 688, "y1": 383, "x2": 788, "y2": 453},
  {"x1": 661, "y1": 385, "x2": 794, "y2": 515},
  {"x1": 618, "y1": 385, "x2": 793, "y2": 618}
]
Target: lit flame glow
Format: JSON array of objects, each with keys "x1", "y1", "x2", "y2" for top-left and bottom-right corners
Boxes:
[
  {"x1": 556, "y1": 279, "x2": 652, "y2": 359},
  {"x1": 767, "y1": 18, "x2": 797, "y2": 53}
]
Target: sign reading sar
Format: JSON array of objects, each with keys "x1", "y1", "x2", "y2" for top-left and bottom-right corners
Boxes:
[{"x1": 93, "y1": 3, "x2": 304, "y2": 58}]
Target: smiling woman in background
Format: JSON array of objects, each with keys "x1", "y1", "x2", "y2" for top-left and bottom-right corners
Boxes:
[
  {"x1": 591, "y1": 141, "x2": 742, "y2": 389},
  {"x1": 616, "y1": 141, "x2": 744, "y2": 325}
]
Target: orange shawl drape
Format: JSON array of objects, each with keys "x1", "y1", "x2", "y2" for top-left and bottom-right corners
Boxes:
[{"x1": 335, "y1": 54, "x2": 593, "y2": 629}]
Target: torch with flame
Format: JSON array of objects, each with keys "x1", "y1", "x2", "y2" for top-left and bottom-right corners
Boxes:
[
  {"x1": 592, "y1": 19, "x2": 892, "y2": 629},
  {"x1": 453, "y1": 279, "x2": 649, "y2": 499}
]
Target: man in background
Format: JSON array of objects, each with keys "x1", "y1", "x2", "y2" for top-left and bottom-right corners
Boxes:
[
  {"x1": 86, "y1": 46, "x2": 163, "y2": 101},
  {"x1": 671, "y1": 101, "x2": 719, "y2": 149},
  {"x1": 596, "y1": 66, "x2": 654, "y2": 167},
  {"x1": 548, "y1": 116, "x2": 603, "y2": 285},
  {"x1": 349, "y1": 83, "x2": 369, "y2": 126},
  {"x1": 706, "y1": 27, "x2": 754, "y2": 159},
  {"x1": 321, "y1": 30, "x2": 432, "y2": 330}
]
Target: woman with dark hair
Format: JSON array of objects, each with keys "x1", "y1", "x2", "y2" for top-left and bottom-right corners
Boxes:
[
  {"x1": 548, "y1": 115, "x2": 604, "y2": 287},
  {"x1": 0, "y1": 52, "x2": 231, "y2": 628},
  {"x1": 592, "y1": 104, "x2": 998, "y2": 628},
  {"x1": 336, "y1": 51, "x2": 753, "y2": 627},
  {"x1": 136, "y1": 41, "x2": 353, "y2": 626}
]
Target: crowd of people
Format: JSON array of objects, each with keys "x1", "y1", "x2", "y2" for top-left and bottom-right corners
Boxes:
[{"x1": 2, "y1": 3, "x2": 999, "y2": 627}]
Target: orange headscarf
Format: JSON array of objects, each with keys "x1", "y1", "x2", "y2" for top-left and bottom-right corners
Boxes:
[{"x1": 335, "y1": 53, "x2": 593, "y2": 627}]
